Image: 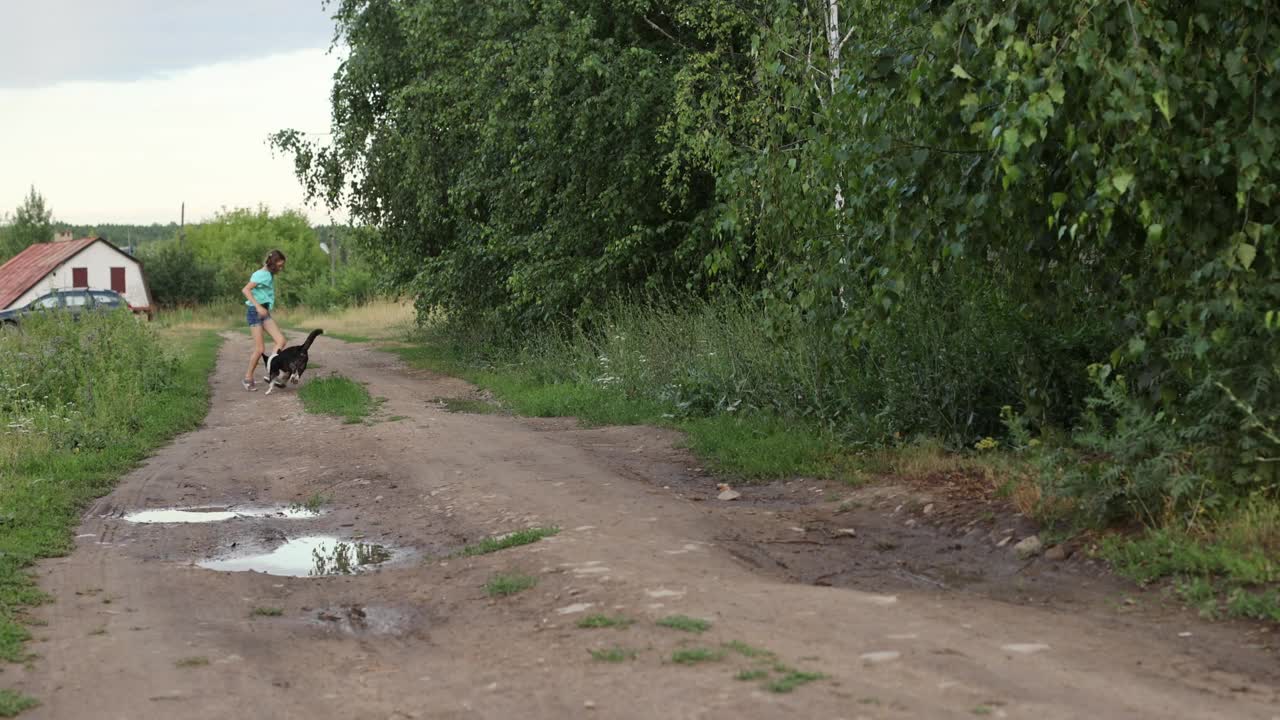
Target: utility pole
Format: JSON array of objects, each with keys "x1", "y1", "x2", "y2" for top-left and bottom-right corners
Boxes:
[{"x1": 180, "y1": 202, "x2": 186, "y2": 247}]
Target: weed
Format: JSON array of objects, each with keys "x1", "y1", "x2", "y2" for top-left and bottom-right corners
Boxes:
[
  {"x1": 298, "y1": 376, "x2": 375, "y2": 423},
  {"x1": 485, "y1": 573, "x2": 537, "y2": 597},
  {"x1": 251, "y1": 607, "x2": 284, "y2": 617},
  {"x1": 735, "y1": 669, "x2": 768, "y2": 681},
  {"x1": 175, "y1": 656, "x2": 209, "y2": 668},
  {"x1": 0, "y1": 316, "x2": 220, "y2": 668},
  {"x1": 766, "y1": 670, "x2": 825, "y2": 693},
  {"x1": 656, "y1": 615, "x2": 710, "y2": 633},
  {"x1": 0, "y1": 690, "x2": 37, "y2": 717},
  {"x1": 724, "y1": 640, "x2": 773, "y2": 658},
  {"x1": 456, "y1": 527, "x2": 560, "y2": 557},
  {"x1": 577, "y1": 614, "x2": 634, "y2": 629},
  {"x1": 670, "y1": 648, "x2": 724, "y2": 665},
  {"x1": 291, "y1": 492, "x2": 330, "y2": 514},
  {"x1": 589, "y1": 647, "x2": 637, "y2": 663},
  {"x1": 87, "y1": 627, "x2": 107, "y2": 636},
  {"x1": 972, "y1": 707, "x2": 993, "y2": 716}
]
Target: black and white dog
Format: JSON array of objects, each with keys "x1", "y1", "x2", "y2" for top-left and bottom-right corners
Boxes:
[{"x1": 263, "y1": 329, "x2": 323, "y2": 395}]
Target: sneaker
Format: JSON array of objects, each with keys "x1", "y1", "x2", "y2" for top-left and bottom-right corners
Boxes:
[{"x1": 242, "y1": 378, "x2": 257, "y2": 392}]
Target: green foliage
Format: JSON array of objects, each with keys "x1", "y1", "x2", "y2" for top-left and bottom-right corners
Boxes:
[
  {"x1": 589, "y1": 647, "x2": 637, "y2": 663},
  {"x1": 1, "y1": 186, "x2": 54, "y2": 261},
  {"x1": 670, "y1": 648, "x2": 724, "y2": 665},
  {"x1": 184, "y1": 208, "x2": 328, "y2": 307},
  {"x1": 656, "y1": 615, "x2": 711, "y2": 633},
  {"x1": 140, "y1": 241, "x2": 220, "y2": 307},
  {"x1": 766, "y1": 669, "x2": 825, "y2": 694},
  {"x1": 577, "y1": 614, "x2": 634, "y2": 629},
  {"x1": 0, "y1": 690, "x2": 37, "y2": 717},
  {"x1": 455, "y1": 527, "x2": 561, "y2": 557},
  {"x1": 297, "y1": 376, "x2": 374, "y2": 424},
  {"x1": 0, "y1": 316, "x2": 218, "y2": 690},
  {"x1": 484, "y1": 573, "x2": 537, "y2": 598},
  {"x1": 53, "y1": 222, "x2": 178, "y2": 249},
  {"x1": 279, "y1": 0, "x2": 1280, "y2": 530}
]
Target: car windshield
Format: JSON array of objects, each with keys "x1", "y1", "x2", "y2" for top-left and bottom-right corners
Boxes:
[
  {"x1": 33, "y1": 295, "x2": 60, "y2": 309},
  {"x1": 91, "y1": 292, "x2": 122, "y2": 306}
]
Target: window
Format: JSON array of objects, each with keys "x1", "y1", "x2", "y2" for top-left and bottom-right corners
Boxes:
[
  {"x1": 64, "y1": 293, "x2": 89, "y2": 307},
  {"x1": 91, "y1": 292, "x2": 122, "y2": 307},
  {"x1": 110, "y1": 267, "x2": 126, "y2": 293},
  {"x1": 33, "y1": 294, "x2": 60, "y2": 309},
  {"x1": 72, "y1": 267, "x2": 88, "y2": 287}
]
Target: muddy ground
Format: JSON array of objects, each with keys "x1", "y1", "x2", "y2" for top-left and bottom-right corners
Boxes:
[{"x1": 11, "y1": 334, "x2": 1280, "y2": 719}]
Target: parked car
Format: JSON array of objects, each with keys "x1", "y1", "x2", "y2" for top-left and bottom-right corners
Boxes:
[{"x1": 0, "y1": 289, "x2": 142, "y2": 327}]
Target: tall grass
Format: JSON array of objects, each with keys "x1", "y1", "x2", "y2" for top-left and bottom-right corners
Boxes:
[{"x1": 0, "y1": 311, "x2": 221, "y2": 669}]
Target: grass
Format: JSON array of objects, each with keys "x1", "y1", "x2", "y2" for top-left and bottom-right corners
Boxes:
[
  {"x1": 297, "y1": 375, "x2": 375, "y2": 424},
  {"x1": 656, "y1": 615, "x2": 711, "y2": 633},
  {"x1": 0, "y1": 314, "x2": 221, "y2": 673},
  {"x1": 456, "y1": 527, "x2": 560, "y2": 557},
  {"x1": 735, "y1": 669, "x2": 769, "y2": 681},
  {"x1": 577, "y1": 614, "x2": 634, "y2": 629},
  {"x1": 588, "y1": 647, "x2": 637, "y2": 663},
  {"x1": 724, "y1": 640, "x2": 774, "y2": 658},
  {"x1": 1101, "y1": 507, "x2": 1280, "y2": 622},
  {"x1": 0, "y1": 691, "x2": 37, "y2": 717},
  {"x1": 174, "y1": 656, "x2": 210, "y2": 668},
  {"x1": 484, "y1": 573, "x2": 537, "y2": 597},
  {"x1": 670, "y1": 648, "x2": 724, "y2": 665},
  {"x1": 766, "y1": 669, "x2": 825, "y2": 693},
  {"x1": 388, "y1": 341, "x2": 848, "y2": 482},
  {"x1": 278, "y1": 300, "x2": 415, "y2": 342},
  {"x1": 291, "y1": 492, "x2": 330, "y2": 514},
  {"x1": 250, "y1": 607, "x2": 284, "y2": 617}
]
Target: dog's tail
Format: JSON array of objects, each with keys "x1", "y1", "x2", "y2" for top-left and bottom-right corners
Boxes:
[{"x1": 302, "y1": 328, "x2": 324, "y2": 350}]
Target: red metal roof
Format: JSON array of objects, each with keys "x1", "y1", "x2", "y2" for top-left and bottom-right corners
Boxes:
[{"x1": 0, "y1": 237, "x2": 99, "y2": 310}]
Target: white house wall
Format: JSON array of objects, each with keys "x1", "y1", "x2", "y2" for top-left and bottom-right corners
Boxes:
[{"x1": 7, "y1": 241, "x2": 153, "y2": 310}]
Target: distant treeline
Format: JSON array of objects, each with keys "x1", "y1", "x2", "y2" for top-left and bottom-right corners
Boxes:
[{"x1": 53, "y1": 223, "x2": 178, "y2": 249}]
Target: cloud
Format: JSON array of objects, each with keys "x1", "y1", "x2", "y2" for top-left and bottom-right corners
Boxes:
[
  {"x1": 0, "y1": 0, "x2": 335, "y2": 88},
  {"x1": 0, "y1": 48, "x2": 343, "y2": 224}
]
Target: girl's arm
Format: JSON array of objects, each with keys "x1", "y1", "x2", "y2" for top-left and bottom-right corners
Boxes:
[{"x1": 242, "y1": 282, "x2": 266, "y2": 313}]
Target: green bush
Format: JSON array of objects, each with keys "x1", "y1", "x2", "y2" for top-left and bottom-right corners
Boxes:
[{"x1": 140, "y1": 241, "x2": 219, "y2": 307}]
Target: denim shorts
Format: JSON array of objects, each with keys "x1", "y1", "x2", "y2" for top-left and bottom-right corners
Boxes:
[{"x1": 246, "y1": 304, "x2": 272, "y2": 327}]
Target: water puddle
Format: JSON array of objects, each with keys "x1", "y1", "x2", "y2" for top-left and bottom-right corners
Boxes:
[
  {"x1": 197, "y1": 536, "x2": 399, "y2": 577},
  {"x1": 313, "y1": 604, "x2": 420, "y2": 636},
  {"x1": 123, "y1": 506, "x2": 321, "y2": 524}
]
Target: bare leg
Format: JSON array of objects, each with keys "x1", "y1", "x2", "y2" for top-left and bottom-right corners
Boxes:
[
  {"x1": 245, "y1": 325, "x2": 265, "y2": 381},
  {"x1": 263, "y1": 317, "x2": 286, "y2": 355}
]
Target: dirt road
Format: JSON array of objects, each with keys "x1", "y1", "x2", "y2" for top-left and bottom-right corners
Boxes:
[{"x1": 13, "y1": 334, "x2": 1280, "y2": 719}]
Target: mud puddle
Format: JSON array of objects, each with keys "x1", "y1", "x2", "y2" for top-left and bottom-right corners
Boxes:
[
  {"x1": 197, "y1": 536, "x2": 402, "y2": 577},
  {"x1": 313, "y1": 604, "x2": 423, "y2": 636},
  {"x1": 123, "y1": 506, "x2": 322, "y2": 523}
]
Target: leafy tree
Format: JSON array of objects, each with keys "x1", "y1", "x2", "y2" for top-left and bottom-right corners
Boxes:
[
  {"x1": 2, "y1": 186, "x2": 55, "y2": 261},
  {"x1": 184, "y1": 207, "x2": 329, "y2": 307},
  {"x1": 139, "y1": 241, "x2": 219, "y2": 307},
  {"x1": 275, "y1": 0, "x2": 1280, "y2": 520}
]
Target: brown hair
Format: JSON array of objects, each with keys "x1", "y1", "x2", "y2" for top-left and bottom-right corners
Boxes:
[{"x1": 264, "y1": 249, "x2": 287, "y2": 272}]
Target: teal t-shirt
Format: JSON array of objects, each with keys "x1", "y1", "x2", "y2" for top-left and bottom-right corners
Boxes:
[{"x1": 246, "y1": 268, "x2": 275, "y2": 307}]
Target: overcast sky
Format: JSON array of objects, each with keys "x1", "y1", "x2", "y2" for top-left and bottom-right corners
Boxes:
[{"x1": 0, "y1": 1, "x2": 343, "y2": 225}]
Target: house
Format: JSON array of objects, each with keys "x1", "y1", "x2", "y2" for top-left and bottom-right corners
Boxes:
[{"x1": 0, "y1": 236, "x2": 154, "y2": 315}]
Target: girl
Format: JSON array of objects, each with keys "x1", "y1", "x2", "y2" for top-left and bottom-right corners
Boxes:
[{"x1": 241, "y1": 249, "x2": 287, "y2": 391}]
